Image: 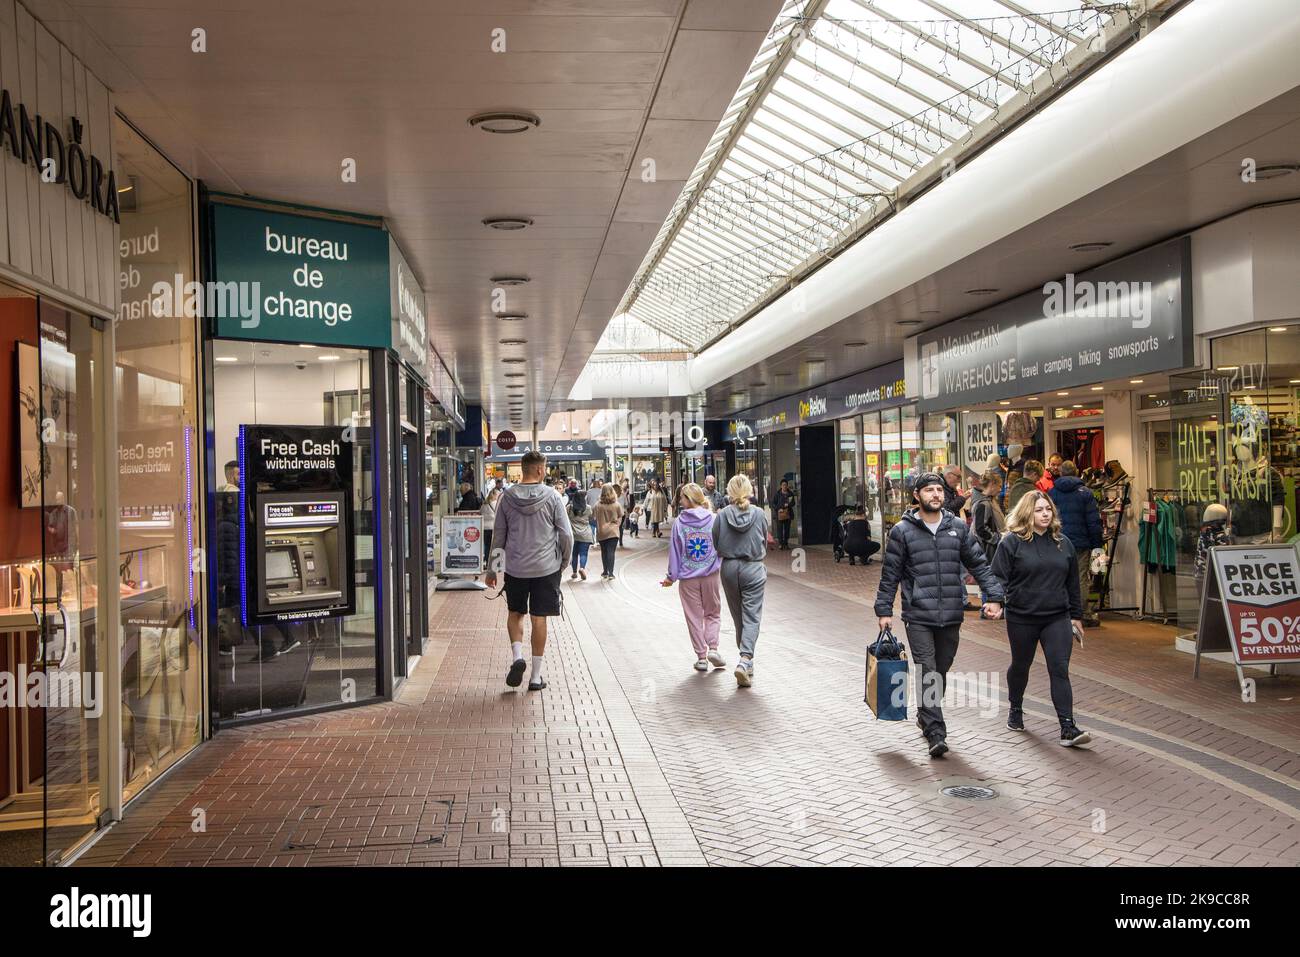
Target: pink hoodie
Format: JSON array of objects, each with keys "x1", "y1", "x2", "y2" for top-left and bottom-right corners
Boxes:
[{"x1": 667, "y1": 506, "x2": 721, "y2": 581}]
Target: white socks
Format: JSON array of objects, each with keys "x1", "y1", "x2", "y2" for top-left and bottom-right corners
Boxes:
[
  {"x1": 511, "y1": 641, "x2": 524, "y2": 661},
  {"x1": 532, "y1": 656, "x2": 544, "y2": 681}
]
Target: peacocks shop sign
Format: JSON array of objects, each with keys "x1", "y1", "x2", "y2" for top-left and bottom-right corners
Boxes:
[{"x1": 208, "y1": 199, "x2": 423, "y2": 353}]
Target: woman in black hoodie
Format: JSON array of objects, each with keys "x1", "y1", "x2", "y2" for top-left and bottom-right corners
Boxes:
[{"x1": 990, "y1": 490, "x2": 1092, "y2": 748}]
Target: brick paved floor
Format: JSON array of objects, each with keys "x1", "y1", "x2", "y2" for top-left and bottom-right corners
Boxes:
[{"x1": 77, "y1": 536, "x2": 1300, "y2": 867}]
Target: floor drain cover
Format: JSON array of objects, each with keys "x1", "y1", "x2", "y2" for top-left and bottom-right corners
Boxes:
[{"x1": 941, "y1": 785, "x2": 997, "y2": 800}]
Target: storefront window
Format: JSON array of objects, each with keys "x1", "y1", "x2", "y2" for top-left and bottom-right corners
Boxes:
[
  {"x1": 113, "y1": 116, "x2": 202, "y2": 801},
  {"x1": 211, "y1": 342, "x2": 378, "y2": 720},
  {"x1": 921, "y1": 413, "x2": 958, "y2": 474},
  {"x1": 838, "y1": 416, "x2": 860, "y2": 507},
  {"x1": 862, "y1": 412, "x2": 883, "y2": 541},
  {"x1": 882, "y1": 406, "x2": 904, "y2": 534}
]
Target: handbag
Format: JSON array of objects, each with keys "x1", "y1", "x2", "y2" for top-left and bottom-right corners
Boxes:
[
  {"x1": 777, "y1": 507, "x2": 791, "y2": 521},
  {"x1": 864, "y1": 626, "x2": 909, "y2": 720}
]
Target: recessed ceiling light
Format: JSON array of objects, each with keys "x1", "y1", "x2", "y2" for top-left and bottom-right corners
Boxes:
[
  {"x1": 495, "y1": 312, "x2": 527, "y2": 321},
  {"x1": 318, "y1": 355, "x2": 341, "y2": 362},
  {"x1": 492, "y1": 275, "x2": 530, "y2": 286},
  {"x1": 1253, "y1": 163, "x2": 1300, "y2": 180},
  {"x1": 482, "y1": 216, "x2": 533, "y2": 231},
  {"x1": 998, "y1": 401, "x2": 1011, "y2": 406},
  {"x1": 1072, "y1": 404, "x2": 1082, "y2": 408},
  {"x1": 961, "y1": 410, "x2": 971, "y2": 414},
  {"x1": 895, "y1": 320, "x2": 922, "y2": 328},
  {"x1": 502, "y1": 358, "x2": 526, "y2": 364},
  {"x1": 1090, "y1": 385, "x2": 1104, "y2": 391},
  {"x1": 1148, "y1": 394, "x2": 1157, "y2": 398},
  {"x1": 1270, "y1": 326, "x2": 1289, "y2": 332},
  {"x1": 299, "y1": 344, "x2": 316, "y2": 349},
  {"x1": 505, "y1": 372, "x2": 526, "y2": 378},
  {"x1": 1129, "y1": 379, "x2": 1144, "y2": 384},
  {"x1": 1216, "y1": 366, "x2": 1238, "y2": 371},
  {"x1": 215, "y1": 356, "x2": 238, "y2": 363},
  {"x1": 966, "y1": 288, "x2": 999, "y2": 296},
  {"x1": 468, "y1": 111, "x2": 541, "y2": 134},
  {"x1": 1056, "y1": 391, "x2": 1069, "y2": 396},
  {"x1": 845, "y1": 341, "x2": 868, "y2": 347},
  {"x1": 1026, "y1": 396, "x2": 1038, "y2": 400},
  {"x1": 920, "y1": 308, "x2": 940, "y2": 315},
  {"x1": 499, "y1": 338, "x2": 527, "y2": 345},
  {"x1": 1291, "y1": 379, "x2": 1300, "y2": 385},
  {"x1": 1069, "y1": 241, "x2": 1113, "y2": 252}
]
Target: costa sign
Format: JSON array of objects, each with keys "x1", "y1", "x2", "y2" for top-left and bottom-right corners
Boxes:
[{"x1": 496, "y1": 430, "x2": 517, "y2": 451}]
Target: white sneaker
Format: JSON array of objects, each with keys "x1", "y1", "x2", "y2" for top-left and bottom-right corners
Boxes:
[
  {"x1": 693, "y1": 658, "x2": 709, "y2": 672},
  {"x1": 706, "y1": 649, "x2": 726, "y2": 668},
  {"x1": 734, "y1": 658, "x2": 753, "y2": 687}
]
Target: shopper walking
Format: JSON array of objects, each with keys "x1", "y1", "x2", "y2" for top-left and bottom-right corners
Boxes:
[
  {"x1": 702, "y1": 474, "x2": 727, "y2": 512},
  {"x1": 991, "y1": 491, "x2": 1092, "y2": 746},
  {"x1": 661, "y1": 483, "x2": 726, "y2": 672},
  {"x1": 1006, "y1": 461, "x2": 1041, "y2": 513},
  {"x1": 645, "y1": 480, "x2": 669, "y2": 538},
  {"x1": 969, "y1": 471, "x2": 1007, "y2": 565},
  {"x1": 457, "y1": 482, "x2": 481, "y2": 512},
  {"x1": 593, "y1": 485, "x2": 624, "y2": 579},
  {"x1": 941, "y1": 465, "x2": 968, "y2": 516},
  {"x1": 771, "y1": 479, "x2": 796, "y2": 549},
  {"x1": 585, "y1": 478, "x2": 603, "y2": 537},
  {"x1": 1037, "y1": 454, "x2": 1063, "y2": 493},
  {"x1": 713, "y1": 474, "x2": 769, "y2": 687},
  {"x1": 565, "y1": 490, "x2": 594, "y2": 580},
  {"x1": 481, "y1": 487, "x2": 500, "y2": 565},
  {"x1": 486, "y1": 450, "x2": 574, "y2": 692},
  {"x1": 1048, "y1": 461, "x2": 1103, "y2": 627},
  {"x1": 874, "y1": 472, "x2": 1004, "y2": 757}
]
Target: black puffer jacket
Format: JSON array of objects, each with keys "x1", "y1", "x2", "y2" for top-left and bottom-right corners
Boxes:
[{"x1": 873, "y1": 508, "x2": 1005, "y2": 627}]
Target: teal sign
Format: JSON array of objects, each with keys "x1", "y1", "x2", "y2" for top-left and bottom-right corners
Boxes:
[{"x1": 209, "y1": 202, "x2": 391, "y2": 348}]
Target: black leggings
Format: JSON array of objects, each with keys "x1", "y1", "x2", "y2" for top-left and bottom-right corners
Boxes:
[
  {"x1": 1005, "y1": 617, "x2": 1075, "y2": 723},
  {"x1": 776, "y1": 518, "x2": 792, "y2": 548},
  {"x1": 599, "y1": 538, "x2": 617, "y2": 575}
]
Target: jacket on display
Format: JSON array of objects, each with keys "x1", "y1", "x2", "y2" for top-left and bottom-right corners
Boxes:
[
  {"x1": 1049, "y1": 476, "x2": 1102, "y2": 550},
  {"x1": 1139, "y1": 498, "x2": 1180, "y2": 572},
  {"x1": 667, "y1": 507, "x2": 721, "y2": 581},
  {"x1": 873, "y1": 508, "x2": 1005, "y2": 627}
]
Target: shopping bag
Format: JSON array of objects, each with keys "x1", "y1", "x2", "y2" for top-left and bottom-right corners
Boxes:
[{"x1": 864, "y1": 626, "x2": 909, "y2": 720}]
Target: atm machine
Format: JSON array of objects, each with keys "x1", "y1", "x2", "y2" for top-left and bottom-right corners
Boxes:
[{"x1": 257, "y1": 491, "x2": 348, "y2": 620}]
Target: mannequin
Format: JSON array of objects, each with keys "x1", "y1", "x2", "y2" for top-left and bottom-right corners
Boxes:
[{"x1": 1225, "y1": 442, "x2": 1284, "y2": 543}]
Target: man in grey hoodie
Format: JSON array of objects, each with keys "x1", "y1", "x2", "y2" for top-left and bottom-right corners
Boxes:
[
  {"x1": 486, "y1": 450, "x2": 574, "y2": 691},
  {"x1": 711, "y1": 475, "x2": 769, "y2": 687}
]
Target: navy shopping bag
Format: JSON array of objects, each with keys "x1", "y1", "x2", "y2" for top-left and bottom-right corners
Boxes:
[{"x1": 864, "y1": 626, "x2": 909, "y2": 721}]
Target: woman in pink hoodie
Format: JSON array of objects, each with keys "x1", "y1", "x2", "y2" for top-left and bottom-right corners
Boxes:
[{"x1": 660, "y1": 483, "x2": 726, "y2": 672}]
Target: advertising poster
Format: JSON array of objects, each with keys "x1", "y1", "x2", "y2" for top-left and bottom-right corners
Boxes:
[
  {"x1": 1210, "y1": 545, "x2": 1300, "y2": 665},
  {"x1": 441, "y1": 515, "x2": 483, "y2": 574}
]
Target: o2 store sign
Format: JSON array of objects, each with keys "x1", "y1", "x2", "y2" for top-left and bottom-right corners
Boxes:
[{"x1": 1211, "y1": 546, "x2": 1300, "y2": 665}]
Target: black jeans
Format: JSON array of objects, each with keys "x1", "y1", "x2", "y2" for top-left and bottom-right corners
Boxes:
[
  {"x1": 904, "y1": 622, "x2": 961, "y2": 739},
  {"x1": 599, "y1": 538, "x2": 617, "y2": 576},
  {"x1": 1006, "y1": 616, "x2": 1075, "y2": 723},
  {"x1": 776, "y1": 518, "x2": 792, "y2": 548}
]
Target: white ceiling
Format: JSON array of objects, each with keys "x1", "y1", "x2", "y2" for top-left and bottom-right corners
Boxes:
[
  {"x1": 706, "y1": 83, "x2": 1300, "y2": 416},
  {"x1": 28, "y1": 0, "x2": 783, "y2": 432}
]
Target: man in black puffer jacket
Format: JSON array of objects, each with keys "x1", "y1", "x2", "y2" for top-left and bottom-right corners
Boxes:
[{"x1": 875, "y1": 472, "x2": 1004, "y2": 757}]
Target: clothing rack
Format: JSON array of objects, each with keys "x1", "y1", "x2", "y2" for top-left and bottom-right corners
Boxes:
[
  {"x1": 1137, "y1": 487, "x2": 1179, "y2": 624},
  {"x1": 1096, "y1": 479, "x2": 1134, "y2": 615}
]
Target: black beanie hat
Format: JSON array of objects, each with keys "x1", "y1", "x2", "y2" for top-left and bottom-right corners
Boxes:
[{"x1": 911, "y1": 471, "x2": 945, "y2": 498}]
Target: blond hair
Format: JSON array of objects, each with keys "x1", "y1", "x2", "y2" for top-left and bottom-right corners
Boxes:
[
  {"x1": 600, "y1": 485, "x2": 618, "y2": 505},
  {"x1": 677, "y1": 482, "x2": 707, "y2": 509},
  {"x1": 1006, "y1": 489, "x2": 1063, "y2": 542},
  {"x1": 726, "y1": 474, "x2": 753, "y2": 510}
]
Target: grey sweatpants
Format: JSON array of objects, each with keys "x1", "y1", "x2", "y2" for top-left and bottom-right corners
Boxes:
[{"x1": 720, "y1": 557, "x2": 766, "y2": 658}]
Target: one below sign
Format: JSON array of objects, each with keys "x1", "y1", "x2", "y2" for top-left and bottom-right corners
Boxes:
[{"x1": 1209, "y1": 545, "x2": 1300, "y2": 665}]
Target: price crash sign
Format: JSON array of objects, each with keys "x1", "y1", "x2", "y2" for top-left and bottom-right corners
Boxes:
[{"x1": 1212, "y1": 546, "x2": 1300, "y2": 665}]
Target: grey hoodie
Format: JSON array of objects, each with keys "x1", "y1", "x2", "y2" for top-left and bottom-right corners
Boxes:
[
  {"x1": 711, "y1": 503, "x2": 769, "y2": 561},
  {"x1": 492, "y1": 481, "x2": 574, "y2": 578}
]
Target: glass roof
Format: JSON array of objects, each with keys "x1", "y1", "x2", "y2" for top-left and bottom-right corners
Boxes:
[{"x1": 607, "y1": 0, "x2": 1134, "y2": 353}]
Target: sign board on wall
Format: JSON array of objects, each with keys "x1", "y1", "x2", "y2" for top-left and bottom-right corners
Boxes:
[
  {"x1": 908, "y1": 238, "x2": 1193, "y2": 413},
  {"x1": 962, "y1": 412, "x2": 1000, "y2": 472},
  {"x1": 209, "y1": 201, "x2": 390, "y2": 348},
  {"x1": 728, "y1": 360, "x2": 907, "y2": 439},
  {"x1": 440, "y1": 515, "x2": 483, "y2": 574},
  {"x1": 388, "y1": 236, "x2": 429, "y2": 381}
]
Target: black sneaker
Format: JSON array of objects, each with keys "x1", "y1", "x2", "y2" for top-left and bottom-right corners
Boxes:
[
  {"x1": 1059, "y1": 721, "x2": 1092, "y2": 747},
  {"x1": 506, "y1": 658, "x2": 527, "y2": 688},
  {"x1": 927, "y1": 736, "x2": 949, "y2": 758},
  {"x1": 1007, "y1": 707, "x2": 1025, "y2": 732},
  {"x1": 527, "y1": 677, "x2": 547, "y2": 692}
]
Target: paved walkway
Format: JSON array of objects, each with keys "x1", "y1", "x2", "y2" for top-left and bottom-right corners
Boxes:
[{"x1": 78, "y1": 535, "x2": 1300, "y2": 867}]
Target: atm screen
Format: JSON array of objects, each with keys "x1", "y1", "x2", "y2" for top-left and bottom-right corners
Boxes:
[{"x1": 265, "y1": 547, "x2": 297, "y2": 582}]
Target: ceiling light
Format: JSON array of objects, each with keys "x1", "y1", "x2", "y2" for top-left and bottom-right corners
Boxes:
[
  {"x1": 1069, "y1": 241, "x2": 1113, "y2": 252},
  {"x1": 502, "y1": 358, "x2": 526, "y2": 364},
  {"x1": 495, "y1": 312, "x2": 527, "y2": 321},
  {"x1": 299, "y1": 344, "x2": 315, "y2": 349},
  {"x1": 998, "y1": 401, "x2": 1011, "y2": 406},
  {"x1": 920, "y1": 308, "x2": 940, "y2": 315},
  {"x1": 1291, "y1": 380, "x2": 1300, "y2": 385},
  {"x1": 482, "y1": 217, "x2": 533, "y2": 231},
  {"x1": 966, "y1": 288, "x2": 998, "y2": 296},
  {"x1": 318, "y1": 355, "x2": 341, "y2": 362},
  {"x1": 845, "y1": 341, "x2": 868, "y2": 347},
  {"x1": 1148, "y1": 394, "x2": 1157, "y2": 398},
  {"x1": 499, "y1": 338, "x2": 527, "y2": 345},
  {"x1": 1216, "y1": 366, "x2": 1238, "y2": 371},
  {"x1": 214, "y1": 356, "x2": 238, "y2": 363},
  {"x1": 1026, "y1": 396, "x2": 1038, "y2": 400},
  {"x1": 491, "y1": 275, "x2": 530, "y2": 286},
  {"x1": 505, "y1": 372, "x2": 526, "y2": 378},
  {"x1": 1129, "y1": 379, "x2": 1144, "y2": 384},
  {"x1": 1253, "y1": 163, "x2": 1300, "y2": 180},
  {"x1": 1056, "y1": 391, "x2": 1069, "y2": 396},
  {"x1": 1090, "y1": 385, "x2": 1104, "y2": 391},
  {"x1": 961, "y1": 410, "x2": 971, "y2": 414},
  {"x1": 468, "y1": 111, "x2": 541, "y2": 134},
  {"x1": 1270, "y1": 327, "x2": 1289, "y2": 333},
  {"x1": 1072, "y1": 404, "x2": 1082, "y2": 408}
]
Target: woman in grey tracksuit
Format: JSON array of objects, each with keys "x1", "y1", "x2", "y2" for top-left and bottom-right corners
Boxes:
[{"x1": 712, "y1": 473, "x2": 769, "y2": 688}]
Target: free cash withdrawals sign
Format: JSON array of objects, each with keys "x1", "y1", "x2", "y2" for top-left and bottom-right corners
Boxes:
[
  {"x1": 907, "y1": 238, "x2": 1193, "y2": 413},
  {"x1": 209, "y1": 201, "x2": 391, "y2": 349},
  {"x1": 1209, "y1": 546, "x2": 1300, "y2": 666}
]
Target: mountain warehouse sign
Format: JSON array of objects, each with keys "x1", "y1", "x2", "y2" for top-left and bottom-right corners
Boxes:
[{"x1": 0, "y1": 89, "x2": 120, "y2": 223}]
